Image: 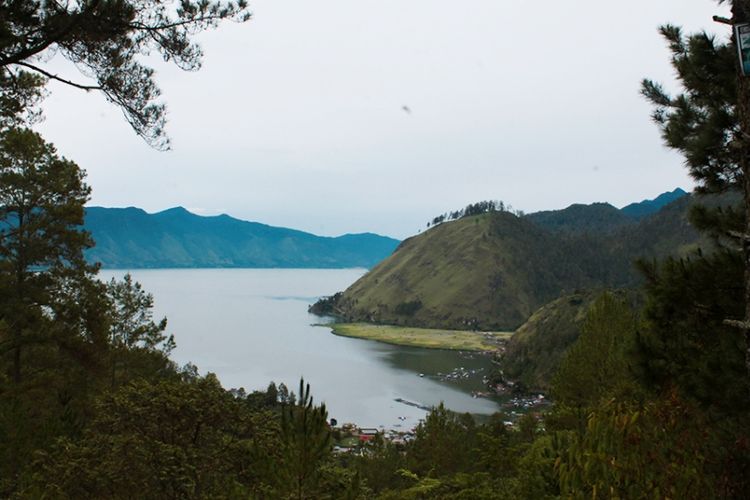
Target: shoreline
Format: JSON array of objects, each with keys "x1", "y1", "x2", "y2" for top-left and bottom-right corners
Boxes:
[{"x1": 323, "y1": 322, "x2": 512, "y2": 351}]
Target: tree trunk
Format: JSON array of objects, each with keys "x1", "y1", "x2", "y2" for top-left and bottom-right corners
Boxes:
[{"x1": 734, "y1": 0, "x2": 750, "y2": 379}]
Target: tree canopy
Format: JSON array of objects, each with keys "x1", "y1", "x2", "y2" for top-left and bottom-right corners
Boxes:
[{"x1": 0, "y1": 0, "x2": 251, "y2": 148}]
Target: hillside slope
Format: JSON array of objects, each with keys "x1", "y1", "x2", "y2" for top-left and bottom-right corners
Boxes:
[
  {"x1": 498, "y1": 291, "x2": 597, "y2": 391},
  {"x1": 334, "y1": 212, "x2": 596, "y2": 330},
  {"x1": 84, "y1": 206, "x2": 400, "y2": 269}
]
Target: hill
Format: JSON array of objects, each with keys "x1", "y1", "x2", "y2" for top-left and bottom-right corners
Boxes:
[
  {"x1": 315, "y1": 190, "x2": 730, "y2": 331},
  {"x1": 84, "y1": 206, "x2": 400, "y2": 269},
  {"x1": 497, "y1": 291, "x2": 597, "y2": 391},
  {"x1": 331, "y1": 211, "x2": 599, "y2": 331}
]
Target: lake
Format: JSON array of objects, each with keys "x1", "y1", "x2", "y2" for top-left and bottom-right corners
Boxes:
[{"x1": 100, "y1": 268, "x2": 502, "y2": 429}]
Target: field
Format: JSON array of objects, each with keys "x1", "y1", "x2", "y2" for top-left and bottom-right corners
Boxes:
[{"x1": 326, "y1": 323, "x2": 512, "y2": 351}]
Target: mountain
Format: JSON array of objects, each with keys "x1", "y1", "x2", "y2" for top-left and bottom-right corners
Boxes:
[
  {"x1": 84, "y1": 206, "x2": 400, "y2": 269},
  {"x1": 317, "y1": 190, "x2": 731, "y2": 331},
  {"x1": 524, "y1": 188, "x2": 689, "y2": 234},
  {"x1": 525, "y1": 202, "x2": 634, "y2": 234},
  {"x1": 620, "y1": 187, "x2": 687, "y2": 219}
]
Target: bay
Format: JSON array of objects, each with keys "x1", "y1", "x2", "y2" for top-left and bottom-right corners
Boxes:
[{"x1": 101, "y1": 268, "x2": 501, "y2": 429}]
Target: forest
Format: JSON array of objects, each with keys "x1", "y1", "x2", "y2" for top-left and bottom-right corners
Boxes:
[{"x1": 2, "y1": 1, "x2": 750, "y2": 498}]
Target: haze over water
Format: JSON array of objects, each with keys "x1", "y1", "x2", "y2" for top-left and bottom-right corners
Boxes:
[{"x1": 101, "y1": 268, "x2": 501, "y2": 429}]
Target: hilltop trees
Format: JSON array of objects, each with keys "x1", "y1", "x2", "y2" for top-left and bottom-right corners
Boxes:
[
  {"x1": 0, "y1": 0, "x2": 251, "y2": 148},
  {"x1": 427, "y1": 199, "x2": 524, "y2": 228}
]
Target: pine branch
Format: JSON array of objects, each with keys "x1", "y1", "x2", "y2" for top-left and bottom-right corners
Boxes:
[{"x1": 14, "y1": 62, "x2": 102, "y2": 91}]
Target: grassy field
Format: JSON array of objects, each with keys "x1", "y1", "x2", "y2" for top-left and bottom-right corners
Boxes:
[{"x1": 326, "y1": 323, "x2": 513, "y2": 351}]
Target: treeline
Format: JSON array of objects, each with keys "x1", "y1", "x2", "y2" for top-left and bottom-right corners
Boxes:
[{"x1": 427, "y1": 200, "x2": 525, "y2": 227}]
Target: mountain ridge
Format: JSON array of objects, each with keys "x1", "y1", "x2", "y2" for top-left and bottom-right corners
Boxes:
[{"x1": 84, "y1": 206, "x2": 400, "y2": 269}]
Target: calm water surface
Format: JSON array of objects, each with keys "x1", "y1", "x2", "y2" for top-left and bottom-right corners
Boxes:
[{"x1": 101, "y1": 269, "x2": 501, "y2": 429}]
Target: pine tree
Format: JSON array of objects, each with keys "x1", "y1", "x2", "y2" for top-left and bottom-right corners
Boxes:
[
  {"x1": 0, "y1": 127, "x2": 99, "y2": 385},
  {"x1": 278, "y1": 378, "x2": 332, "y2": 499},
  {"x1": 641, "y1": 1, "x2": 750, "y2": 382}
]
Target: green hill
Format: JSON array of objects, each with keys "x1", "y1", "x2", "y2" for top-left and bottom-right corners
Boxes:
[
  {"x1": 84, "y1": 206, "x2": 400, "y2": 269},
  {"x1": 498, "y1": 291, "x2": 598, "y2": 391},
  {"x1": 317, "y1": 191, "x2": 732, "y2": 332},
  {"x1": 332, "y1": 211, "x2": 597, "y2": 331}
]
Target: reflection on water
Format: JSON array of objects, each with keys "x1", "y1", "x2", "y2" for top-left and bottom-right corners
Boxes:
[{"x1": 100, "y1": 268, "x2": 502, "y2": 429}]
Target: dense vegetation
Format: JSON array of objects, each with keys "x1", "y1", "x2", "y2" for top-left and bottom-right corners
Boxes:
[{"x1": 2, "y1": 1, "x2": 750, "y2": 498}]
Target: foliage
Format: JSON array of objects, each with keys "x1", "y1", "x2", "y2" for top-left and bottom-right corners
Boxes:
[
  {"x1": 641, "y1": 25, "x2": 738, "y2": 194},
  {"x1": 0, "y1": 0, "x2": 251, "y2": 148},
  {"x1": 278, "y1": 378, "x2": 333, "y2": 499},
  {"x1": 27, "y1": 375, "x2": 278, "y2": 499},
  {"x1": 106, "y1": 273, "x2": 174, "y2": 387},
  {"x1": 407, "y1": 404, "x2": 477, "y2": 478},
  {"x1": 308, "y1": 291, "x2": 344, "y2": 316},
  {"x1": 555, "y1": 396, "x2": 717, "y2": 499},
  {"x1": 637, "y1": 249, "x2": 748, "y2": 412},
  {"x1": 551, "y1": 293, "x2": 639, "y2": 411}
]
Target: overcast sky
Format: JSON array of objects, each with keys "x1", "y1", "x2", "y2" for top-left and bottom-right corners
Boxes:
[{"x1": 35, "y1": 0, "x2": 731, "y2": 239}]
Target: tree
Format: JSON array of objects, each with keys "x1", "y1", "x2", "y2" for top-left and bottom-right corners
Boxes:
[
  {"x1": 407, "y1": 403, "x2": 476, "y2": 478},
  {"x1": 641, "y1": 2, "x2": 750, "y2": 380},
  {"x1": 0, "y1": 0, "x2": 251, "y2": 148},
  {"x1": 0, "y1": 126, "x2": 116, "y2": 495},
  {"x1": 637, "y1": 250, "x2": 748, "y2": 412},
  {"x1": 0, "y1": 127, "x2": 96, "y2": 384},
  {"x1": 30, "y1": 375, "x2": 272, "y2": 498},
  {"x1": 106, "y1": 273, "x2": 174, "y2": 387},
  {"x1": 278, "y1": 378, "x2": 332, "y2": 499}
]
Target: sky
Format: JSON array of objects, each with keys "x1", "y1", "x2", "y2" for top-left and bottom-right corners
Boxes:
[{"x1": 35, "y1": 0, "x2": 732, "y2": 239}]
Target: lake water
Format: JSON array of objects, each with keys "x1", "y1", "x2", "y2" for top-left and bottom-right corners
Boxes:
[{"x1": 100, "y1": 269, "x2": 501, "y2": 429}]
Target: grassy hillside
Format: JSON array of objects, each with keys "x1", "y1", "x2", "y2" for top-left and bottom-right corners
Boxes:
[{"x1": 334, "y1": 211, "x2": 596, "y2": 331}]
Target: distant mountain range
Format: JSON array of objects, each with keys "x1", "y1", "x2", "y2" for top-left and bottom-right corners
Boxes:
[
  {"x1": 621, "y1": 187, "x2": 687, "y2": 219},
  {"x1": 84, "y1": 188, "x2": 690, "y2": 271},
  {"x1": 314, "y1": 188, "x2": 723, "y2": 331},
  {"x1": 525, "y1": 187, "x2": 688, "y2": 234},
  {"x1": 84, "y1": 207, "x2": 400, "y2": 269}
]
